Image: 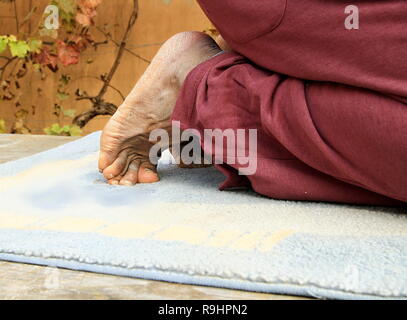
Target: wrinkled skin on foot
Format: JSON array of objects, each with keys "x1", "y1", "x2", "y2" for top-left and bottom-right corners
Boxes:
[
  {"x1": 101, "y1": 132, "x2": 163, "y2": 186},
  {"x1": 99, "y1": 31, "x2": 221, "y2": 186}
]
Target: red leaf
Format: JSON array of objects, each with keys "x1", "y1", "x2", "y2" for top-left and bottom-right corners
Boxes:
[
  {"x1": 57, "y1": 40, "x2": 80, "y2": 67},
  {"x1": 76, "y1": 0, "x2": 102, "y2": 26},
  {"x1": 33, "y1": 48, "x2": 58, "y2": 72},
  {"x1": 71, "y1": 34, "x2": 93, "y2": 51}
]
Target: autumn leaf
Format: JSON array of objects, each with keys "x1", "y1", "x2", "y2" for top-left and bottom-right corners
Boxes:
[
  {"x1": 76, "y1": 0, "x2": 102, "y2": 26},
  {"x1": 0, "y1": 0, "x2": 106, "y2": 133},
  {"x1": 33, "y1": 47, "x2": 58, "y2": 71},
  {"x1": 57, "y1": 40, "x2": 80, "y2": 66},
  {"x1": 71, "y1": 34, "x2": 93, "y2": 51}
]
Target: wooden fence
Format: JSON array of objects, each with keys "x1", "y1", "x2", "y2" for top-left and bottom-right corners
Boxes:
[{"x1": 0, "y1": 0, "x2": 209, "y2": 135}]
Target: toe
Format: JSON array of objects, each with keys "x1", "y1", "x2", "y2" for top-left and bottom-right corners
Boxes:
[
  {"x1": 99, "y1": 150, "x2": 117, "y2": 173},
  {"x1": 103, "y1": 151, "x2": 128, "y2": 180},
  {"x1": 119, "y1": 160, "x2": 140, "y2": 186},
  {"x1": 108, "y1": 176, "x2": 122, "y2": 185},
  {"x1": 99, "y1": 131, "x2": 121, "y2": 172},
  {"x1": 138, "y1": 162, "x2": 159, "y2": 184}
]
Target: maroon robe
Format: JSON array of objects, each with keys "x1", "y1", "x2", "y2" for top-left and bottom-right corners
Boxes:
[{"x1": 172, "y1": 0, "x2": 407, "y2": 206}]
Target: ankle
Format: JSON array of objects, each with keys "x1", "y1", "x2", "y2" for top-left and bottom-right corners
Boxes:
[{"x1": 168, "y1": 32, "x2": 222, "y2": 86}]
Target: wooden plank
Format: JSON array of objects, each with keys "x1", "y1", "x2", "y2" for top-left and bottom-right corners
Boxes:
[
  {"x1": 0, "y1": 261, "x2": 309, "y2": 300},
  {"x1": 0, "y1": 134, "x2": 309, "y2": 300},
  {"x1": 0, "y1": 134, "x2": 79, "y2": 164}
]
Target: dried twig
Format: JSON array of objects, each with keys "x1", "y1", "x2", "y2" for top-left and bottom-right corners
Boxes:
[{"x1": 0, "y1": 57, "x2": 17, "y2": 81}]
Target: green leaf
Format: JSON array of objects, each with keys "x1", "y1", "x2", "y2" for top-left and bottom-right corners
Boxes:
[
  {"x1": 32, "y1": 63, "x2": 41, "y2": 71},
  {"x1": 52, "y1": 0, "x2": 76, "y2": 28},
  {"x1": 44, "y1": 123, "x2": 82, "y2": 136},
  {"x1": 69, "y1": 125, "x2": 82, "y2": 136},
  {"x1": 0, "y1": 36, "x2": 8, "y2": 54},
  {"x1": 52, "y1": 123, "x2": 63, "y2": 134},
  {"x1": 9, "y1": 40, "x2": 30, "y2": 58},
  {"x1": 53, "y1": 0, "x2": 76, "y2": 15},
  {"x1": 28, "y1": 39, "x2": 42, "y2": 54},
  {"x1": 62, "y1": 108, "x2": 76, "y2": 118},
  {"x1": 60, "y1": 10, "x2": 75, "y2": 24},
  {"x1": 7, "y1": 35, "x2": 17, "y2": 42}
]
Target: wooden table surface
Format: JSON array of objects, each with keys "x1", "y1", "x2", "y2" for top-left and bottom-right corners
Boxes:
[{"x1": 0, "y1": 134, "x2": 308, "y2": 300}]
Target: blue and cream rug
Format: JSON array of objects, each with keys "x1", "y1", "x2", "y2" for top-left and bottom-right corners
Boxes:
[{"x1": 0, "y1": 132, "x2": 406, "y2": 300}]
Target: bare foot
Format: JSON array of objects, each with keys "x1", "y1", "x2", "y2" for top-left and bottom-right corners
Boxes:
[{"x1": 99, "y1": 31, "x2": 221, "y2": 185}]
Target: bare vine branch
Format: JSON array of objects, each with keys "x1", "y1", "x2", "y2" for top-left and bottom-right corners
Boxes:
[
  {"x1": 0, "y1": 57, "x2": 17, "y2": 81},
  {"x1": 72, "y1": 101, "x2": 118, "y2": 128},
  {"x1": 73, "y1": 0, "x2": 141, "y2": 128},
  {"x1": 96, "y1": 0, "x2": 139, "y2": 100},
  {"x1": 95, "y1": 26, "x2": 151, "y2": 64}
]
